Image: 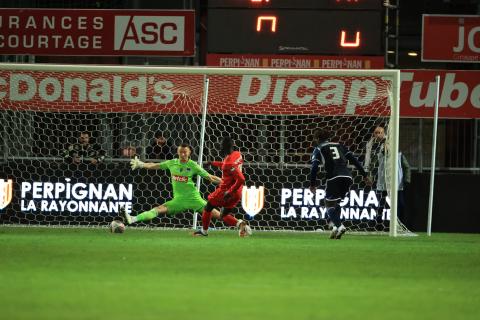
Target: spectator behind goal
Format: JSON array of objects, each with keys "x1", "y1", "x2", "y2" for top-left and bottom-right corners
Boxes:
[
  {"x1": 146, "y1": 131, "x2": 174, "y2": 160},
  {"x1": 63, "y1": 131, "x2": 105, "y2": 165}
]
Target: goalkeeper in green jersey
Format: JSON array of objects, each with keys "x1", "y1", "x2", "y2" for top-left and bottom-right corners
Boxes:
[{"x1": 121, "y1": 143, "x2": 248, "y2": 234}]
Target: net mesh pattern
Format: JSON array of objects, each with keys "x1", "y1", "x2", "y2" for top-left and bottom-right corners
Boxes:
[{"x1": 0, "y1": 67, "x2": 409, "y2": 234}]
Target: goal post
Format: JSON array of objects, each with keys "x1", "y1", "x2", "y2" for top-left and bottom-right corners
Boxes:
[
  {"x1": 389, "y1": 71, "x2": 401, "y2": 237},
  {"x1": 193, "y1": 76, "x2": 210, "y2": 229},
  {"x1": 0, "y1": 63, "x2": 406, "y2": 236}
]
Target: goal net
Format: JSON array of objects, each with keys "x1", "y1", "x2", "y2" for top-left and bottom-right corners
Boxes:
[{"x1": 0, "y1": 64, "x2": 407, "y2": 236}]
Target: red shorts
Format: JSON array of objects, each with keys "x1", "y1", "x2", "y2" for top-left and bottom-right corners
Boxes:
[{"x1": 208, "y1": 188, "x2": 242, "y2": 209}]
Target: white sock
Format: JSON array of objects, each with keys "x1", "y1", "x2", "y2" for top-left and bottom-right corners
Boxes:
[
  {"x1": 131, "y1": 216, "x2": 137, "y2": 223},
  {"x1": 236, "y1": 219, "x2": 243, "y2": 228}
]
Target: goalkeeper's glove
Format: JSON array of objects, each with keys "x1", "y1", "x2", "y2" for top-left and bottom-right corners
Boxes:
[{"x1": 130, "y1": 156, "x2": 145, "y2": 170}]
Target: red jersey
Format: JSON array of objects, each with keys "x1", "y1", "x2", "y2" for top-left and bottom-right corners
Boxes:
[{"x1": 211, "y1": 150, "x2": 245, "y2": 194}]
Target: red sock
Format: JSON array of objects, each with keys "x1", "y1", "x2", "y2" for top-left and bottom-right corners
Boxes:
[
  {"x1": 222, "y1": 214, "x2": 238, "y2": 227},
  {"x1": 202, "y1": 210, "x2": 212, "y2": 231}
]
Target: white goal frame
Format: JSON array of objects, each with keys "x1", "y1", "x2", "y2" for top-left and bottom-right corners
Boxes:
[{"x1": 0, "y1": 63, "x2": 401, "y2": 236}]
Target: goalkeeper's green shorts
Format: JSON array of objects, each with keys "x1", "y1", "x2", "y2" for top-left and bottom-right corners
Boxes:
[{"x1": 163, "y1": 197, "x2": 207, "y2": 215}]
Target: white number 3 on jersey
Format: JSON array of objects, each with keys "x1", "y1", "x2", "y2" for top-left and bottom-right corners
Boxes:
[{"x1": 329, "y1": 146, "x2": 340, "y2": 160}]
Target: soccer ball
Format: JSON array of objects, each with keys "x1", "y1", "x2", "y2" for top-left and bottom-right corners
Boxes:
[{"x1": 110, "y1": 220, "x2": 125, "y2": 233}]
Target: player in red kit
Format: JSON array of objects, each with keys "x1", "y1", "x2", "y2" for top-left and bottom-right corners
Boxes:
[{"x1": 193, "y1": 137, "x2": 252, "y2": 237}]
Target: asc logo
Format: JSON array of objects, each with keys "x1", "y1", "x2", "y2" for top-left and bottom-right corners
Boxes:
[
  {"x1": 114, "y1": 15, "x2": 185, "y2": 51},
  {"x1": 0, "y1": 179, "x2": 13, "y2": 210}
]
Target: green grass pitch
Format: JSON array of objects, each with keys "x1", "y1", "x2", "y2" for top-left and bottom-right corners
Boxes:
[{"x1": 0, "y1": 227, "x2": 479, "y2": 320}]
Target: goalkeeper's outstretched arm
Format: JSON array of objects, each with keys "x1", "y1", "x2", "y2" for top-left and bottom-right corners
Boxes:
[{"x1": 130, "y1": 157, "x2": 162, "y2": 170}]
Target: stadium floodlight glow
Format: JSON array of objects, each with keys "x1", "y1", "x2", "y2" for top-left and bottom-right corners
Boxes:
[{"x1": 408, "y1": 51, "x2": 418, "y2": 56}]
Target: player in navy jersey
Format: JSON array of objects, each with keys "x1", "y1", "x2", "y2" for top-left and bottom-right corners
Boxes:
[{"x1": 309, "y1": 129, "x2": 372, "y2": 239}]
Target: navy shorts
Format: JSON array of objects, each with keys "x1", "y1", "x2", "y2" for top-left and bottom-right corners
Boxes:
[{"x1": 325, "y1": 176, "x2": 353, "y2": 201}]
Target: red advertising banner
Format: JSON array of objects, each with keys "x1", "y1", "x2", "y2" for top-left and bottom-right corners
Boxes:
[
  {"x1": 422, "y1": 15, "x2": 480, "y2": 63},
  {"x1": 0, "y1": 69, "x2": 479, "y2": 118},
  {"x1": 0, "y1": 70, "x2": 391, "y2": 116},
  {"x1": 401, "y1": 70, "x2": 480, "y2": 118},
  {"x1": 0, "y1": 71, "x2": 205, "y2": 113},
  {"x1": 0, "y1": 9, "x2": 195, "y2": 56},
  {"x1": 207, "y1": 53, "x2": 385, "y2": 69}
]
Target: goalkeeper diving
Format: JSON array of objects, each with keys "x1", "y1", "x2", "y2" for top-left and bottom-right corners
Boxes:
[{"x1": 121, "y1": 143, "x2": 250, "y2": 236}]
